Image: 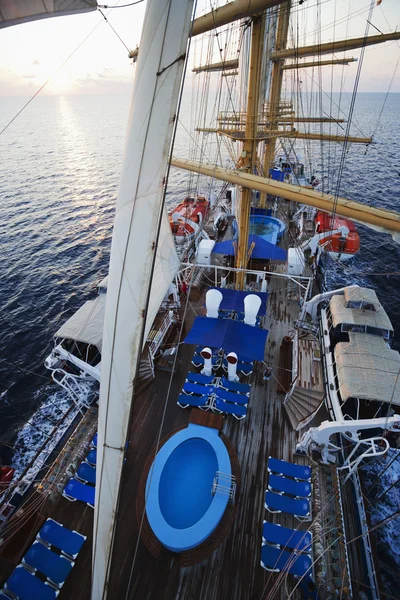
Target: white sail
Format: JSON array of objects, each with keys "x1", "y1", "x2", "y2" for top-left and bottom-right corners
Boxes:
[
  {"x1": 0, "y1": 0, "x2": 97, "y2": 28},
  {"x1": 92, "y1": 0, "x2": 193, "y2": 598}
]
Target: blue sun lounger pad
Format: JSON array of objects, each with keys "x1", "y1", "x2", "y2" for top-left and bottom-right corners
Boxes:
[
  {"x1": 76, "y1": 462, "x2": 96, "y2": 485},
  {"x1": 5, "y1": 565, "x2": 59, "y2": 600},
  {"x1": 178, "y1": 394, "x2": 209, "y2": 408},
  {"x1": 268, "y1": 474, "x2": 311, "y2": 498},
  {"x1": 268, "y1": 457, "x2": 311, "y2": 481},
  {"x1": 37, "y1": 519, "x2": 86, "y2": 558},
  {"x1": 23, "y1": 541, "x2": 73, "y2": 587},
  {"x1": 262, "y1": 521, "x2": 312, "y2": 552},
  {"x1": 63, "y1": 478, "x2": 95, "y2": 507},
  {"x1": 261, "y1": 544, "x2": 312, "y2": 578},
  {"x1": 85, "y1": 448, "x2": 97, "y2": 466},
  {"x1": 220, "y1": 376, "x2": 250, "y2": 394},
  {"x1": 265, "y1": 491, "x2": 310, "y2": 518},
  {"x1": 215, "y1": 388, "x2": 248, "y2": 406},
  {"x1": 185, "y1": 372, "x2": 215, "y2": 385}
]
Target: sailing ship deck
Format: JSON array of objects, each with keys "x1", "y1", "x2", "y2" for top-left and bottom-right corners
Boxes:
[{"x1": 0, "y1": 274, "x2": 369, "y2": 599}]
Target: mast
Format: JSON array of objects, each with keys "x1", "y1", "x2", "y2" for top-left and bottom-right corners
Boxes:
[
  {"x1": 235, "y1": 13, "x2": 265, "y2": 289},
  {"x1": 261, "y1": 0, "x2": 290, "y2": 207},
  {"x1": 92, "y1": 1, "x2": 194, "y2": 598}
]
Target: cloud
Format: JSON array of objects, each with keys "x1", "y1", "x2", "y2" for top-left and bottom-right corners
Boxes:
[
  {"x1": 32, "y1": 60, "x2": 40, "y2": 66},
  {"x1": 23, "y1": 74, "x2": 37, "y2": 79}
]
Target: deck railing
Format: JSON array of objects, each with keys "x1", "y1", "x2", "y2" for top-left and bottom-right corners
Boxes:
[
  {"x1": 212, "y1": 471, "x2": 236, "y2": 504},
  {"x1": 147, "y1": 311, "x2": 174, "y2": 360}
]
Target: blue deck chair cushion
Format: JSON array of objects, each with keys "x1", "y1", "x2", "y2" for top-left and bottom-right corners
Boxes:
[
  {"x1": 23, "y1": 541, "x2": 73, "y2": 587},
  {"x1": 268, "y1": 474, "x2": 311, "y2": 498},
  {"x1": 238, "y1": 362, "x2": 253, "y2": 375},
  {"x1": 37, "y1": 519, "x2": 86, "y2": 559},
  {"x1": 214, "y1": 397, "x2": 247, "y2": 418},
  {"x1": 76, "y1": 462, "x2": 96, "y2": 485},
  {"x1": 215, "y1": 388, "x2": 248, "y2": 406},
  {"x1": 63, "y1": 478, "x2": 95, "y2": 508},
  {"x1": 268, "y1": 457, "x2": 311, "y2": 481},
  {"x1": 5, "y1": 565, "x2": 59, "y2": 600},
  {"x1": 191, "y1": 355, "x2": 221, "y2": 369},
  {"x1": 262, "y1": 522, "x2": 312, "y2": 552},
  {"x1": 177, "y1": 394, "x2": 209, "y2": 409},
  {"x1": 185, "y1": 372, "x2": 215, "y2": 385},
  {"x1": 85, "y1": 448, "x2": 97, "y2": 466},
  {"x1": 91, "y1": 432, "x2": 98, "y2": 448},
  {"x1": 265, "y1": 491, "x2": 310, "y2": 518},
  {"x1": 260, "y1": 544, "x2": 312, "y2": 578},
  {"x1": 220, "y1": 376, "x2": 250, "y2": 395},
  {"x1": 182, "y1": 382, "x2": 213, "y2": 396}
]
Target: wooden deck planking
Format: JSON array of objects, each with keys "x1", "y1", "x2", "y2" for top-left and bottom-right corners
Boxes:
[
  {"x1": 1, "y1": 276, "x2": 316, "y2": 600},
  {"x1": 104, "y1": 275, "x2": 309, "y2": 600}
]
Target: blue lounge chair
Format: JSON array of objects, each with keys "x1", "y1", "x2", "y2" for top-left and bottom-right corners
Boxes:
[
  {"x1": 63, "y1": 478, "x2": 95, "y2": 508},
  {"x1": 22, "y1": 541, "x2": 73, "y2": 588},
  {"x1": 268, "y1": 474, "x2": 311, "y2": 498},
  {"x1": 268, "y1": 457, "x2": 311, "y2": 481},
  {"x1": 215, "y1": 388, "x2": 248, "y2": 406},
  {"x1": 222, "y1": 359, "x2": 253, "y2": 376},
  {"x1": 177, "y1": 393, "x2": 209, "y2": 409},
  {"x1": 37, "y1": 519, "x2": 86, "y2": 559},
  {"x1": 91, "y1": 432, "x2": 98, "y2": 448},
  {"x1": 214, "y1": 397, "x2": 247, "y2": 419},
  {"x1": 260, "y1": 544, "x2": 313, "y2": 578},
  {"x1": 182, "y1": 381, "x2": 213, "y2": 396},
  {"x1": 4, "y1": 565, "x2": 59, "y2": 600},
  {"x1": 265, "y1": 491, "x2": 310, "y2": 520},
  {"x1": 0, "y1": 592, "x2": 12, "y2": 599},
  {"x1": 191, "y1": 355, "x2": 221, "y2": 369},
  {"x1": 262, "y1": 522, "x2": 312, "y2": 553},
  {"x1": 85, "y1": 448, "x2": 97, "y2": 466},
  {"x1": 185, "y1": 372, "x2": 215, "y2": 385},
  {"x1": 76, "y1": 461, "x2": 96, "y2": 485},
  {"x1": 220, "y1": 376, "x2": 250, "y2": 395},
  {"x1": 238, "y1": 361, "x2": 253, "y2": 376}
]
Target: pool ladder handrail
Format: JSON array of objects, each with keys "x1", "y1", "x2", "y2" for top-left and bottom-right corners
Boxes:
[{"x1": 212, "y1": 471, "x2": 236, "y2": 504}]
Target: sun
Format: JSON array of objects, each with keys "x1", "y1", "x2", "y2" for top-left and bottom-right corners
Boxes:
[{"x1": 47, "y1": 69, "x2": 76, "y2": 95}]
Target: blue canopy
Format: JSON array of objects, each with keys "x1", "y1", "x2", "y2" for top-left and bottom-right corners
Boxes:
[
  {"x1": 212, "y1": 234, "x2": 287, "y2": 261},
  {"x1": 208, "y1": 287, "x2": 268, "y2": 315},
  {"x1": 184, "y1": 316, "x2": 268, "y2": 362}
]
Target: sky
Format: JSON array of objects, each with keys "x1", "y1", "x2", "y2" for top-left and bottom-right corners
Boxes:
[{"x1": 0, "y1": 0, "x2": 399, "y2": 96}]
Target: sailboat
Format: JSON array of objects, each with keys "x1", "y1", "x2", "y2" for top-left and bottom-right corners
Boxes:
[{"x1": 1, "y1": 1, "x2": 400, "y2": 599}]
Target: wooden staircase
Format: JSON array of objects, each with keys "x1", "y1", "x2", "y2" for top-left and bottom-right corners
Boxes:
[
  {"x1": 136, "y1": 346, "x2": 155, "y2": 395},
  {"x1": 283, "y1": 385, "x2": 324, "y2": 431}
]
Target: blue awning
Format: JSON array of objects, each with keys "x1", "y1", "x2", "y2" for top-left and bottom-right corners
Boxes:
[
  {"x1": 212, "y1": 234, "x2": 287, "y2": 261},
  {"x1": 208, "y1": 288, "x2": 268, "y2": 315},
  {"x1": 184, "y1": 316, "x2": 269, "y2": 361}
]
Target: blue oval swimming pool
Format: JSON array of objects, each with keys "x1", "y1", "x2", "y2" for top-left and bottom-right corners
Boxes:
[
  {"x1": 146, "y1": 424, "x2": 231, "y2": 552},
  {"x1": 159, "y1": 438, "x2": 218, "y2": 529},
  {"x1": 249, "y1": 215, "x2": 285, "y2": 244}
]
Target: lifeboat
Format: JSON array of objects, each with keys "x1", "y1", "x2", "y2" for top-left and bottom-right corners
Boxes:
[
  {"x1": 0, "y1": 466, "x2": 15, "y2": 494},
  {"x1": 315, "y1": 211, "x2": 360, "y2": 261},
  {"x1": 169, "y1": 196, "x2": 209, "y2": 245}
]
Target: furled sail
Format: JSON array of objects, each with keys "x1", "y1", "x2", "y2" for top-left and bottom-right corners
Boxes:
[
  {"x1": 92, "y1": 0, "x2": 193, "y2": 598},
  {"x1": 0, "y1": 0, "x2": 97, "y2": 29}
]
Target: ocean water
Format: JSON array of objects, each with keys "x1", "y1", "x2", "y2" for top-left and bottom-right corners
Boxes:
[{"x1": 0, "y1": 92, "x2": 400, "y2": 588}]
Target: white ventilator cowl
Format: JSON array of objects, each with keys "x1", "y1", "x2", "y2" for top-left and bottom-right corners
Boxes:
[
  {"x1": 244, "y1": 294, "x2": 262, "y2": 326},
  {"x1": 226, "y1": 351, "x2": 239, "y2": 382},
  {"x1": 206, "y1": 289, "x2": 223, "y2": 318},
  {"x1": 201, "y1": 347, "x2": 213, "y2": 376}
]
